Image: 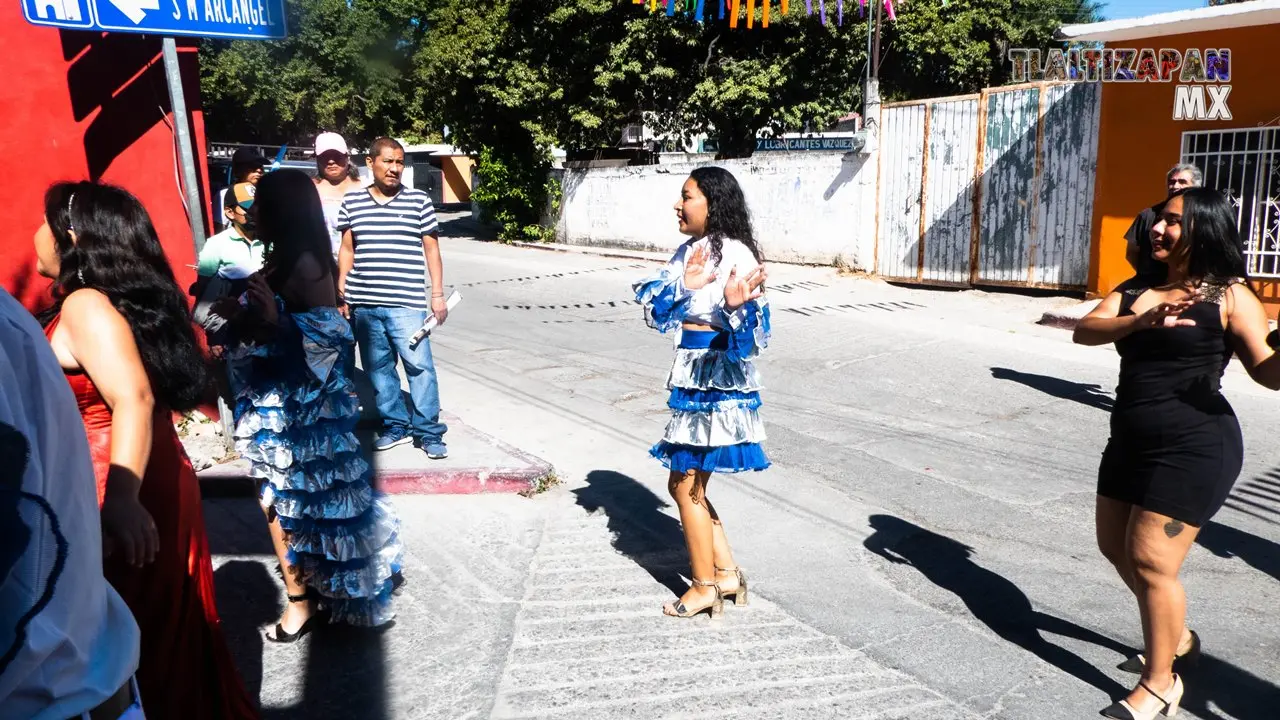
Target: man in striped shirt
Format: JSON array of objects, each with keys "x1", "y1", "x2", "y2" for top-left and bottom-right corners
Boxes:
[{"x1": 337, "y1": 137, "x2": 450, "y2": 459}]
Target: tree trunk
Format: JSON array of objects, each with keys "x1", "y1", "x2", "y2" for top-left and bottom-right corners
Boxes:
[{"x1": 712, "y1": 122, "x2": 756, "y2": 159}]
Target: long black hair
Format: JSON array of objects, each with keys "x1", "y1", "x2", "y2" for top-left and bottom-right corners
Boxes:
[
  {"x1": 688, "y1": 166, "x2": 764, "y2": 265},
  {"x1": 1171, "y1": 186, "x2": 1248, "y2": 284},
  {"x1": 255, "y1": 168, "x2": 338, "y2": 293},
  {"x1": 40, "y1": 181, "x2": 207, "y2": 411}
]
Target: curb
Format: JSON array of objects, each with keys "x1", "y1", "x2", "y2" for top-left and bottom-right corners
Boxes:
[
  {"x1": 510, "y1": 241, "x2": 670, "y2": 264},
  {"x1": 197, "y1": 424, "x2": 555, "y2": 497}
]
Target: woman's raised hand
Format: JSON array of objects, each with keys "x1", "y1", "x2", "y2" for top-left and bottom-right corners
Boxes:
[
  {"x1": 725, "y1": 264, "x2": 767, "y2": 311},
  {"x1": 683, "y1": 244, "x2": 717, "y2": 291},
  {"x1": 1139, "y1": 298, "x2": 1199, "y2": 329}
]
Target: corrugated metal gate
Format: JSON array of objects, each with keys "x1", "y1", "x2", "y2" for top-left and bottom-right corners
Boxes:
[{"x1": 876, "y1": 81, "x2": 1101, "y2": 289}]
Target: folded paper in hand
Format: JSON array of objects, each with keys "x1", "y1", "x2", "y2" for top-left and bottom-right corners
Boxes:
[{"x1": 410, "y1": 290, "x2": 462, "y2": 348}]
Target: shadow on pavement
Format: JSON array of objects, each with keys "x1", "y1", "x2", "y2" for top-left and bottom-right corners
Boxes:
[
  {"x1": 573, "y1": 469, "x2": 690, "y2": 598},
  {"x1": 863, "y1": 514, "x2": 1128, "y2": 697},
  {"x1": 1218, "y1": 468, "x2": 1280, "y2": 527},
  {"x1": 206, "y1": 496, "x2": 389, "y2": 720},
  {"x1": 990, "y1": 366, "x2": 1114, "y2": 412},
  {"x1": 1197, "y1": 520, "x2": 1280, "y2": 583}
]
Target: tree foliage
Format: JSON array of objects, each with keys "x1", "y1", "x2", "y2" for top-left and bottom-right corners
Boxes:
[
  {"x1": 199, "y1": 0, "x2": 430, "y2": 146},
  {"x1": 199, "y1": 0, "x2": 1102, "y2": 233}
]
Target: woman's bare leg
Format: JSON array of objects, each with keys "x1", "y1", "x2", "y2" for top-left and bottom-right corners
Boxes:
[
  {"x1": 703, "y1": 496, "x2": 741, "y2": 592},
  {"x1": 1097, "y1": 495, "x2": 1137, "y2": 594},
  {"x1": 263, "y1": 508, "x2": 315, "y2": 635},
  {"x1": 666, "y1": 469, "x2": 718, "y2": 612},
  {"x1": 1123, "y1": 509, "x2": 1200, "y2": 710}
]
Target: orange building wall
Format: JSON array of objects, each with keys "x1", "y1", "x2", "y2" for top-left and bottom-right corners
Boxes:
[
  {"x1": 1089, "y1": 25, "x2": 1280, "y2": 315},
  {"x1": 442, "y1": 156, "x2": 473, "y2": 204},
  {"x1": 0, "y1": 12, "x2": 211, "y2": 312}
]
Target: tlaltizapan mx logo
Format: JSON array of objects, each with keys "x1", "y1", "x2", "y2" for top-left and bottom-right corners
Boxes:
[{"x1": 1008, "y1": 48, "x2": 1232, "y2": 122}]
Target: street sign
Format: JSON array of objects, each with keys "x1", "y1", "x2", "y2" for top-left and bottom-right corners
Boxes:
[{"x1": 21, "y1": 0, "x2": 288, "y2": 40}]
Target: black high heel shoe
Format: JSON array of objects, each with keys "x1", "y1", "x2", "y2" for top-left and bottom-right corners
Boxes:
[
  {"x1": 1100, "y1": 674, "x2": 1183, "y2": 719},
  {"x1": 265, "y1": 592, "x2": 329, "y2": 644},
  {"x1": 1118, "y1": 630, "x2": 1200, "y2": 674}
]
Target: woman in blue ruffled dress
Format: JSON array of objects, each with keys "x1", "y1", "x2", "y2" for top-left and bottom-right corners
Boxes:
[
  {"x1": 633, "y1": 166, "x2": 770, "y2": 619},
  {"x1": 223, "y1": 169, "x2": 403, "y2": 642}
]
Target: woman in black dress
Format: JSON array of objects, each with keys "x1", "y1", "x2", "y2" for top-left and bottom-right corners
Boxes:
[{"x1": 1075, "y1": 187, "x2": 1280, "y2": 719}]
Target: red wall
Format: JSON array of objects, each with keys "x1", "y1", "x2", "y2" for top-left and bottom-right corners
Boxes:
[{"x1": 0, "y1": 8, "x2": 212, "y2": 311}]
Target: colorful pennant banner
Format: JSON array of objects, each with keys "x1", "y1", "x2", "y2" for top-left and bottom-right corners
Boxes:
[{"x1": 638, "y1": 0, "x2": 902, "y2": 28}]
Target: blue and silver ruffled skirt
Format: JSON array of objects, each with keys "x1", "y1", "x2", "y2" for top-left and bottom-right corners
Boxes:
[
  {"x1": 650, "y1": 329, "x2": 770, "y2": 473},
  {"x1": 227, "y1": 306, "x2": 403, "y2": 627}
]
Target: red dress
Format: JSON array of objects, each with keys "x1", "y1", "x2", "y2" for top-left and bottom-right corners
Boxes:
[{"x1": 46, "y1": 315, "x2": 259, "y2": 720}]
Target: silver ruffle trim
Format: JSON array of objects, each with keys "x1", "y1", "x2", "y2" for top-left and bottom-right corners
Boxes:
[
  {"x1": 667, "y1": 347, "x2": 763, "y2": 392},
  {"x1": 662, "y1": 405, "x2": 767, "y2": 446}
]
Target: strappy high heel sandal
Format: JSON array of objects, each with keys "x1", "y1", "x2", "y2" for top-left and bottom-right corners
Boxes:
[
  {"x1": 1118, "y1": 630, "x2": 1200, "y2": 674},
  {"x1": 1101, "y1": 674, "x2": 1184, "y2": 719},
  {"x1": 662, "y1": 578, "x2": 724, "y2": 619},
  {"x1": 265, "y1": 592, "x2": 329, "y2": 644},
  {"x1": 716, "y1": 566, "x2": 749, "y2": 607}
]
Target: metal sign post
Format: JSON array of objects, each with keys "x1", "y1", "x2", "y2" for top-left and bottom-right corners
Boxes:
[
  {"x1": 21, "y1": 0, "x2": 289, "y2": 254},
  {"x1": 161, "y1": 38, "x2": 207, "y2": 252}
]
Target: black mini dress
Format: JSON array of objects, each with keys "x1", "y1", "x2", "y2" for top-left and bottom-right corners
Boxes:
[{"x1": 1097, "y1": 282, "x2": 1244, "y2": 526}]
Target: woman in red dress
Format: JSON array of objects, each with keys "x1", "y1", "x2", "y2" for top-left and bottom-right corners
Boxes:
[{"x1": 33, "y1": 180, "x2": 259, "y2": 719}]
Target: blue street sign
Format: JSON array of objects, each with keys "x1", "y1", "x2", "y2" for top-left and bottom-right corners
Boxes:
[{"x1": 21, "y1": 0, "x2": 288, "y2": 40}]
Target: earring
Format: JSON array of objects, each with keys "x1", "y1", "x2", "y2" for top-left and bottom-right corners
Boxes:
[{"x1": 77, "y1": 268, "x2": 84, "y2": 284}]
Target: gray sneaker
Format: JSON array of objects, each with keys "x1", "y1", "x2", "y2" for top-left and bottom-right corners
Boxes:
[{"x1": 424, "y1": 442, "x2": 448, "y2": 460}]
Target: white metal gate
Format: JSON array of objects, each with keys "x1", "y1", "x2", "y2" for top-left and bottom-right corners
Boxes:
[
  {"x1": 876, "y1": 81, "x2": 1101, "y2": 289},
  {"x1": 1182, "y1": 128, "x2": 1280, "y2": 277}
]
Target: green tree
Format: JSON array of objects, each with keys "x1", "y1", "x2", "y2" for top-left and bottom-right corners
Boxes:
[{"x1": 199, "y1": 0, "x2": 429, "y2": 146}]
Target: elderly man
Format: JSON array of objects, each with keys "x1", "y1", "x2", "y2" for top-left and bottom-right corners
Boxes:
[{"x1": 1125, "y1": 164, "x2": 1202, "y2": 285}]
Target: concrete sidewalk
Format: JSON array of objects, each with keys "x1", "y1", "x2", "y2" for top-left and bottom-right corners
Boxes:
[{"x1": 198, "y1": 411, "x2": 555, "y2": 496}]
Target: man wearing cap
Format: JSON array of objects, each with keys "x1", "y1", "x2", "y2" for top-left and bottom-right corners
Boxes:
[
  {"x1": 198, "y1": 182, "x2": 263, "y2": 280},
  {"x1": 218, "y1": 147, "x2": 266, "y2": 228},
  {"x1": 314, "y1": 132, "x2": 362, "y2": 260}
]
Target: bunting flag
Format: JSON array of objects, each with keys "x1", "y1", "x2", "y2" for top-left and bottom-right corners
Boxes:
[{"x1": 636, "y1": 0, "x2": 902, "y2": 27}]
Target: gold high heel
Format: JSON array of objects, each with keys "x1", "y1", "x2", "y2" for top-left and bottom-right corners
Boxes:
[
  {"x1": 1100, "y1": 674, "x2": 1184, "y2": 719},
  {"x1": 716, "y1": 566, "x2": 749, "y2": 606},
  {"x1": 662, "y1": 578, "x2": 724, "y2": 619}
]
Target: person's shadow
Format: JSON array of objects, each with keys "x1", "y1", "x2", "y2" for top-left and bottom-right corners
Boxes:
[
  {"x1": 990, "y1": 367, "x2": 1115, "y2": 411},
  {"x1": 572, "y1": 469, "x2": 690, "y2": 597},
  {"x1": 863, "y1": 514, "x2": 1128, "y2": 696},
  {"x1": 1196, "y1": 521, "x2": 1280, "y2": 583}
]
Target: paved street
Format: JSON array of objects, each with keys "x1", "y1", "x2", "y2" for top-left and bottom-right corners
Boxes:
[{"x1": 210, "y1": 212, "x2": 1280, "y2": 719}]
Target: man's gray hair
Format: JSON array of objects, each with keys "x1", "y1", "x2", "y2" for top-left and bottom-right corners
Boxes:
[{"x1": 1168, "y1": 163, "x2": 1203, "y2": 186}]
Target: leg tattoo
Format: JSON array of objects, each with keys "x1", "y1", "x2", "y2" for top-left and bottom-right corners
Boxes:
[{"x1": 1163, "y1": 519, "x2": 1185, "y2": 539}]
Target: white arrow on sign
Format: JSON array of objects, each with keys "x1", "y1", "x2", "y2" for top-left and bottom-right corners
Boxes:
[{"x1": 108, "y1": 0, "x2": 160, "y2": 23}]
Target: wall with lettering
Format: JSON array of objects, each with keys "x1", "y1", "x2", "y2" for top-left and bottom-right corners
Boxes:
[
  {"x1": 556, "y1": 152, "x2": 876, "y2": 269},
  {"x1": 1089, "y1": 23, "x2": 1277, "y2": 312},
  {"x1": 0, "y1": 7, "x2": 212, "y2": 312}
]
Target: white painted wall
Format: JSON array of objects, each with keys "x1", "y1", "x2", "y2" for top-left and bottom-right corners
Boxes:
[{"x1": 555, "y1": 151, "x2": 878, "y2": 270}]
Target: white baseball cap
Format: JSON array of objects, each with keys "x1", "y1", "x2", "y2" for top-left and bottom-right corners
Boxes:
[{"x1": 315, "y1": 132, "x2": 349, "y2": 156}]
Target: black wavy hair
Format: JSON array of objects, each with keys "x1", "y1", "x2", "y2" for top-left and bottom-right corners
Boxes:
[
  {"x1": 1168, "y1": 186, "x2": 1248, "y2": 284},
  {"x1": 255, "y1": 168, "x2": 338, "y2": 293},
  {"x1": 688, "y1": 166, "x2": 764, "y2": 265},
  {"x1": 40, "y1": 181, "x2": 208, "y2": 411}
]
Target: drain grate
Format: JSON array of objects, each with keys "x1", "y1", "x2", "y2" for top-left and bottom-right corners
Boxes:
[
  {"x1": 782, "y1": 300, "x2": 925, "y2": 317},
  {"x1": 461, "y1": 263, "x2": 648, "y2": 288}
]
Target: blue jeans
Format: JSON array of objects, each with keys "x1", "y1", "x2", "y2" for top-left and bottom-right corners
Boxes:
[{"x1": 352, "y1": 305, "x2": 448, "y2": 444}]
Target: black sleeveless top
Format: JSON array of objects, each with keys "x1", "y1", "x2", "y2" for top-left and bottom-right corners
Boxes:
[{"x1": 1113, "y1": 281, "x2": 1238, "y2": 411}]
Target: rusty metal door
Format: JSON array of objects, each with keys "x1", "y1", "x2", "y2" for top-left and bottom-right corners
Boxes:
[
  {"x1": 876, "y1": 103, "x2": 926, "y2": 281},
  {"x1": 921, "y1": 98, "x2": 981, "y2": 285},
  {"x1": 975, "y1": 82, "x2": 1100, "y2": 288}
]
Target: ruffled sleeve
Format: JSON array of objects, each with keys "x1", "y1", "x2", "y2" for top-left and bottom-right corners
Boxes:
[
  {"x1": 722, "y1": 298, "x2": 771, "y2": 363},
  {"x1": 632, "y1": 245, "x2": 694, "y2": 333}
]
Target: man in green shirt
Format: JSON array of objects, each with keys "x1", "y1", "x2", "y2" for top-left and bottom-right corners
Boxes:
[{"x1": 198, "y1": 182, "x2": 263, "y2": 278}]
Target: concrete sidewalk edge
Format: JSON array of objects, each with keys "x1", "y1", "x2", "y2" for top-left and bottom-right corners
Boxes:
[{"x1": 197, "y1": 417, "x2": 555, "y2": 497}]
